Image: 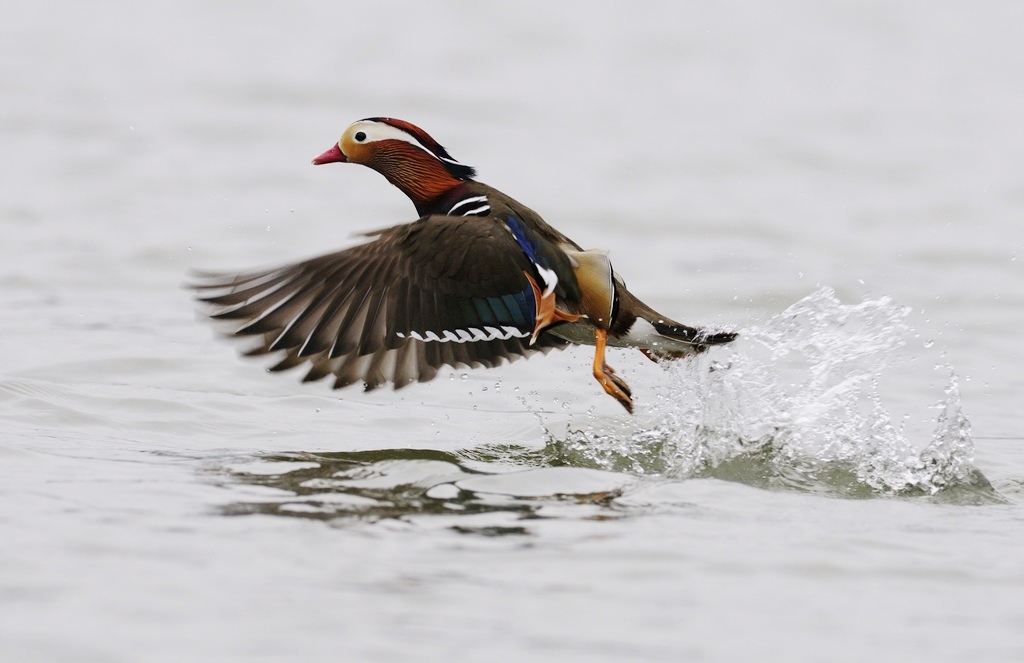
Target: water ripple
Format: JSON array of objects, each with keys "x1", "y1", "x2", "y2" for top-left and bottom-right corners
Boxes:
[{"x1": 215, "y1": 289, "x2": 1004, "y2": 533}]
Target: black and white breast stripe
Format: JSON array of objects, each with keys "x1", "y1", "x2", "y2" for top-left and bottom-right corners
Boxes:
[{"x1": 447, "y1": 195, "x2": 491, "y2": 217}]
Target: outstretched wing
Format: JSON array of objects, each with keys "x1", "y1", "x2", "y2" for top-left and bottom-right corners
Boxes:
[{"x1": 191, "y1": 215, "x2": 573, "y2": 390}]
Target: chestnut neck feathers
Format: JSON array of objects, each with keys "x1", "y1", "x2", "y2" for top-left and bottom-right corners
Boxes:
[
  {"x1": 345, "y1": 118, "x2": 478, "y2": 216},
  {"x1": 366, "y1": 140, "x2": 469, "y2": 216}
]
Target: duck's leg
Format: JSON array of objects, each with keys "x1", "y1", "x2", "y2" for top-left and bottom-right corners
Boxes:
[{"x1": 593, "y1": 327, "x2": 633, "y2": 414}]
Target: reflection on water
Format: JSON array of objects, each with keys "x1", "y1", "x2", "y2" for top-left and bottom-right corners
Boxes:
[
  {"x1": 218, "y1": 448, "x2": 628, "y2": 535},
  {"x1": 218, "y1": 438, "x2": 998, "y2": 535},
  {"x1": 218, "y1": 289, "x2": 1003, "y2": 531}
]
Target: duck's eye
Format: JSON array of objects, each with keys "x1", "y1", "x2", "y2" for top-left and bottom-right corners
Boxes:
[{"x1": 354, "y1": 131, "x2": 367, "y2": 142}]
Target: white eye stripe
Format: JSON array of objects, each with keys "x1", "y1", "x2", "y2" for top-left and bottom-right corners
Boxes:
[{"x1": 351, "y1": 121, "x2": 466, "y2": 167}]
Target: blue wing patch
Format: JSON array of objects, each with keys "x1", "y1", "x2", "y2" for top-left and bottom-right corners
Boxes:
[
  {"x1": 504, "y1": 216, "x2": 544, "y2": 267},
  {"x1": 401, "y1": 290, "x2": 536, "y2": 344},
  {"x1": 504, "y1": 215, "x2": 559, "y2": 298},
  {"x1": 466, "y1": 292, "x2": 533, "y2": 329}
]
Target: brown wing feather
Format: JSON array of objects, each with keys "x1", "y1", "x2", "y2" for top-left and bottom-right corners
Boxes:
[{"x1": 191, "y1": 215, "x2": 569, "y2": 391}]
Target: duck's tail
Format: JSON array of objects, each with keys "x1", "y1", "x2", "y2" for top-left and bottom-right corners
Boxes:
[
  {"x1": 650, "y1": 319, "x2": 737, "y2": 346},
  {"x1": 633, "y1": 318, "x2": 736, "y2": 362}
]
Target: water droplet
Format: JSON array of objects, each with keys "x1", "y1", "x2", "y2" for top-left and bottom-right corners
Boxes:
[
  {"x1": 923, "y1": 339, "x2": 934, "y2": 348},
  {"x1": 481, "y1": 386, "x2": 488, "y2": 391}
]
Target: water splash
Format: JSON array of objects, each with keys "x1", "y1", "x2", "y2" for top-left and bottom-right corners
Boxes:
[
  {"x1": 216, "y1": 289, "x2": 994, "y2": 530},
  {"x1": 553, "y1": 288, "x2": 991, "y2": 498}
]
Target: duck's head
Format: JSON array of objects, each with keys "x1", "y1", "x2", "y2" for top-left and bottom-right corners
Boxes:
[{"x1": 313, "y1": 118, "x2": 476, "y2": 213}]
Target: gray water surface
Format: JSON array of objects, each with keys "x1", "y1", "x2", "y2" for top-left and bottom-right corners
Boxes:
[{"x1": 3, "y1": 2, "x2": 1024, "y2": 662}]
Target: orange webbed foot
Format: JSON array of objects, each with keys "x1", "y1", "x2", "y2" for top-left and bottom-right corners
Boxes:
[{"x1": 593, "y1": 328, "x2": 634, "y2": 414}]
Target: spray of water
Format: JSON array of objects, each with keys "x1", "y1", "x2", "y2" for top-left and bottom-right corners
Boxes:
[{"x1": 551, "y1": 288, "x2": 989, "y2": 498}]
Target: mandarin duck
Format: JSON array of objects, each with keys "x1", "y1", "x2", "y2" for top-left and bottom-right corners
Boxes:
[{"x1": 192, "y1": 117, "x2": 736, "y2": 413}]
